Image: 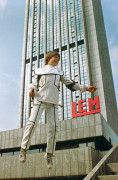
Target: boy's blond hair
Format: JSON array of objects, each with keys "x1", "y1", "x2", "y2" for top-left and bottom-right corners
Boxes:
[{"x1": 44, "y1": 51, "x2": 60, "y2": 65}]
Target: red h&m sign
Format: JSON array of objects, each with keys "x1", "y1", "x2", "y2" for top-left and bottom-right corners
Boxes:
[{"x1": 72, "y1": 96, "x2": 100, "y2": 117}]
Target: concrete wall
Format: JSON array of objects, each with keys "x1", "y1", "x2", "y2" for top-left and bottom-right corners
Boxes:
[
  {"x1": 0, "y1": 114, "x2": 117, "y2": 150},
  {"x1": 0, "y1": 114, "x2": 102, "y2": 150},
  {"x1": 0, "y1": 147, "x2": 102, "y2": 179}
]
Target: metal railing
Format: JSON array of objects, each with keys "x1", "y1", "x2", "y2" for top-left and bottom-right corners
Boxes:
[{"x1": 84, "y1": 142, "x2": 118, "y2": 180}]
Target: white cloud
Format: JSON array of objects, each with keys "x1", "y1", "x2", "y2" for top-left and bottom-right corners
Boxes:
[
  {"x1": 108, "y1": 39, "x2": 118, "y2": 108},
  {"x1": 0, "y1": 0, "x2": 8, "y2": 18},
  {"x1": 109, "y1": 45, "x2": 118, "y2": 63},
  {"x1": 109, "y1": 39, "x2": 118, "y2": 76},
  {"x1": 109, "y1": 44, "x2": 118, "y2": 80},
  {"x1": 0, "y1": 0, "x2": 8, "y2": 8},
  {"x1": 109, "y1": 37, "x2": 115, "y2": 47}
]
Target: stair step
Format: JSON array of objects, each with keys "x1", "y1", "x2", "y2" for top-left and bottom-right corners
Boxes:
[
  {"x1": 97, "y1": 175, "x2": 118, "y2": 180},
  {"x1": 107, "y1": 163, "x2": 118, "y2": 173}
]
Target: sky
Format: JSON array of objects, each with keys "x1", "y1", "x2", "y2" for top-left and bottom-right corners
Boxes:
[{"x1": 0, "y1": 0, "x2": 118, "y2": 132}]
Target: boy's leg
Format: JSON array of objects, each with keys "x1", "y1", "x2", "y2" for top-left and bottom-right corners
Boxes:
[
  {"x1": 19, "y1": 102, "x2": 45, "y2": 162},
  {"x1": 46, "y1": 104, "x2": 58, "y2": 155},
  {"x1": 45, "y1": 104, "x2": 58, "y2": 169},
  {"x1": 21, "y1": 102, "x2": 44, "y2": 150}
]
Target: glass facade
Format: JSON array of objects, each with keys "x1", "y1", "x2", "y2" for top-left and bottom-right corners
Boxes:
[
  {"x1": 21, "y1": 0, "x2": 90, "y2": 126},
  {"x1": 26, "y1": 0, "x2": 33, "y2": 59},
  {"x1": 33, "y1": 0, "x2": 38, "y2": 57},
  {"x1": 47, "y1": 0, "x2": 52, "y2": 52},
  {"x1": 60, "y1": 0, "x2": 67, "y2": 47},
  {"x1": 40, "y1": 0, "x2": 45, "y2": 54}
]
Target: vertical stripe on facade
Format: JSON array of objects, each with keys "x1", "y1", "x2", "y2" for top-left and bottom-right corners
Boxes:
[
  {"x1": 27, "y1": 0, "x2": 35, "y2": 118},
  {"x1": 44, "y1": 0, "x2": 47, "y2": 54},
  {"x1": 51, "y1": 0, "x2": 54, "y2": 50},
  {"x1": 19, "y1": 0, "x2": 30, "y2": 128},
  {"x1": 37, "y1": 0, "x2": 41, "y2": 68},
  {"x1": 72, "y1": 0, "x2": 81, "y2": 99},
  {"x1": 58, "y1": 0, "x2": 63, "y2": 120},
  {"x1": 65, "y1": 0, "x2": 72, "y2": 118},
  {"x1": 80, "y1": 0, "x2": 92, "y2": 99}
]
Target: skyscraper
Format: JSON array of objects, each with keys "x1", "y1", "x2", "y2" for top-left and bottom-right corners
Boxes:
[{"x1": 19, "y1": 0, "x2": 118, "y2": 136}]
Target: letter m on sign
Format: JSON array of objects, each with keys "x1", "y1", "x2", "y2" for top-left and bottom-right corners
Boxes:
[{"x1": 88, "y1": 96, "x2": 100, "y2": 111}]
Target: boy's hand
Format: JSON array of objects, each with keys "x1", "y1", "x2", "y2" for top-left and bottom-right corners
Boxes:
[
  {"x1": 29, "y1": 89, "x2": 35, "y2": 98},
  {"x1": 86, "y1": 86, "x2": 97, "y2": 93}
]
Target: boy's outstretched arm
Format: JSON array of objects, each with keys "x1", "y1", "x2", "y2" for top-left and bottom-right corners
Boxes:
[{"x1": 60, "y1": 75, "x2": 97, "y2": 93}]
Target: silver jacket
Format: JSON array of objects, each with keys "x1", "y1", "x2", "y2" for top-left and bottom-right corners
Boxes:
[{"x1": 28, "y1": 65, "x2": 87, "y2": 105}]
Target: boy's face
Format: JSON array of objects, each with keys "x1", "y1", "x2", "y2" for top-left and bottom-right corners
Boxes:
[{"x1": 47, "y1": 55, "x2": 60, "y2": 66}]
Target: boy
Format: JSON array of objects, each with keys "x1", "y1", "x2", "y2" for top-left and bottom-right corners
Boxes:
[{"x1": 19, "y1": 51, "x2": 97, "y2": 169}]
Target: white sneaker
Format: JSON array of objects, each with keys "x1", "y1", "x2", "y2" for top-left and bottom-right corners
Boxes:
[
  {"x1": 44, "y1": 153, "x2": 53, "y2": 169},
  {"x1": 19, "y1": 148, "x2": 26, "y2": 163}
]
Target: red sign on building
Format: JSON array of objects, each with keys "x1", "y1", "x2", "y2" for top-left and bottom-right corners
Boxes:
[{"x1": 72, "y1": 96, "x2": 100, "y2": 118}]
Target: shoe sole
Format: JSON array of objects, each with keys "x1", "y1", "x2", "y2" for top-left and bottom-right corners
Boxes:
[
  {"x1": 47, "y1": 165, "x2": 52, "y2": 169},
  {"x1": 19, "y1": 159, "x2": 26, "y2": 163}
]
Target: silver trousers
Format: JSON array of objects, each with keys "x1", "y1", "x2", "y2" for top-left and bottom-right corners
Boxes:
[{"x1": 21, "y1": 102, "x2": 58, "y2": 154}]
